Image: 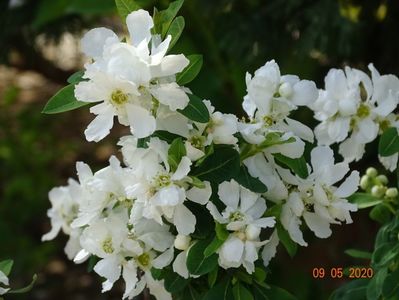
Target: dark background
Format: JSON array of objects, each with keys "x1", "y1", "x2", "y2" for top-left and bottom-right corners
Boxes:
[{"x1": 0, "y1": 0, "x2": 397, "y2": 299}]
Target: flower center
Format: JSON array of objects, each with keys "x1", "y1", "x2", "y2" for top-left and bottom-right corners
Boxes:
[
  {"x1": 102, "y1": 237, "x2": 114, "y2": 254},
  {"x1": 190, "y1": 135, "x2": 205, "y2": 149},
  {"x1": 229, "y1": 211, "x2": 244, "y2": 222},
  {"x1": 356, "y1": 103, "x2": 370, "y2": 119},
  {"x1": 111, "y1": 89, "x2": 128, "y2": 105},
  {"x1": 379, "y1": 119, "x2": 390, "y2": 132},
  {"x1": 155, "y1": 174, "x2": 171, "y2": 188},
  {"x1": 137, "y1": 253, "x2": 150, "y2": 267},
  {"x1": 262, "y1": 115, "x2": 274, "y2": 127}
]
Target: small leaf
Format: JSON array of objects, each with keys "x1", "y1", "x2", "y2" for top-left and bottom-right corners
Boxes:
[
  {"x1": 276, "y1": 223, "x2": 297, "y2": 258},
  {"x1": 167, "y1": 16, "x2": 185, "y2": 50},
  {"x1": 382, "y1": 268, "x2": 399, "y2": 297},
  {"x1": 204, "y1": 236, "x2": 224, "y2": 257},
  {"x1": 253, "y1": 268, "x2": 267, "y2": 284},
  {"x1": 367, "y1": 268, "x2": 387, "y2": 300},
  {"x1": 177, "y1": 93, "x2": 209, "y2": 123},
  {"x1": 372, "y1": 242, "x2": 399, "y2": 268},
  {"x1": 215, "y1": 222, "x2": 229, "y2": 241},
  {"x1": 152, "y1": 130, "x2": 184, "y2": 143},
  {"x1": 115, "y1": 0, "x2": 140, "y2": 19},
  {"x1": 186, "y1": 239, "x2": 218, "y2": 276},
  {"x1": 234, "y1": 165, "x2": 267, "y2": 193},
  {"x1": 344, "y1": 249, "x2": 372, "y2": 260},
  {"x1": 168, "y1": 137, "x2": 186, "y2": 171},
  {"x1": 233, "y1": 282, "x2": 253, "y2": 300},
  {"x1": 42, "y1": 84, "x2": 89, "y2": 114},
  {"x1": 67, "y1": 70, "x2": 85, "y2": 84},
  {"x1": 208, "y1": 267, "x2": 218, "y2": 288},
  {"x1": 164, "y1": 271, "x2": 188, "y2": 293},
  {"x1": 8, "y1": 274, "x2": 37, "y2": 294},
  {"x1": 176, "y1": 54, "x2": 203, "y2": 85},
  {"x1": 369, "y1": 204, "x2": 392, "y2": 224},
  {"x1": 348, "y1": 193, "x2": 383, "y2": 209},
  {"x1": 253, "y1": 284, "x2": 297, "y2": 300},
  {"x1": 153, "y1": 0, "x2": 184, "y2": 37},
  {"x1": 0, "y1": 260, "x2": 13, "y2": 276},
  {"x1": 379, "y1": 127, "x2": 399, "y2": 156},
  {"x1": 192, "y1": 145, "x2": 240, "y2": 183},
  {"x1": 203, "y1": 278, "x2": 233, "y2": 300},
  {"x1": 274, "y1": 154, "x2": 308, "y2": 179}
]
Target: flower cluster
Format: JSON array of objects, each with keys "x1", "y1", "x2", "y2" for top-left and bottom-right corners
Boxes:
[
  {"x1": 42, "y1": 3, "x2": 399, "y2": 299},
  {"x1": 311, "y1": 65, "x2": 399, "y2": 170}
]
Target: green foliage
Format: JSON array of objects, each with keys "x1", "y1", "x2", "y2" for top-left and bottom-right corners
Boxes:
[
  {"x1": 276, "y1": 223, "x2": 297, "y2": 258},
  {"x1": 379, "y1": 127, "x2": 399, "y2": 157},
  {"x1": 204, "y1": 223, "x2": 229, "y2": 257},
  {"x1": 0, "y1": 260, "x2": 14, "y2": 276},
  {"x1": 177, "y1": 93, "x2": 210, "y2": 123},
  {"x1": 186, "y1": 239, "x2": 218, "y2": 276},
  {"x1": 177, "y1": 55, "x2": 204, "y2": 86},
  {"x1": 344, "y1": 249, "x2": 372, "y2": 260},
  {"x1": 233, "y1": 165, "x2": 267, "y2": 193},
  {"x1": 192, "y1": 145, "x2": 240, "y2": 183},
  {"x1": 163, "y1": 270, "x2": 189, "y2": 293},
  {"x1": 168, "y1": 137, "x2": 186, "y2": 171},
  {"x1": 115, "y1": 0, "x2": 140, "y2": 19},
  {"x1": 233, "y1": 282, "x2": 253, "y2": 300},
  {"x1": 348, "y1": 193, "x2": 382, "y2": 209},
  {"x1": 167, "y1": 16, "x2": 185, "y2": 50},
  {"x1": 273, "y1": 154, "x2": 308, "y2": 179},
  {"x1": 42, "y1": 84, "x2": 89, "y2": 114},
  {"x1": 67, "y1": 70, "x2": 85, "y2": 84},
  {"x1": 153, "y1": 0, "x2": 184, "y2": 37}
]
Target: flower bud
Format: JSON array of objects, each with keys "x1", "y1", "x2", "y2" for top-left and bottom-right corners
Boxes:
[
  {"x1": 279, "y1": 82, "x2": 293, "y2": 98},
  {"x1": 245, "y1": 224, "x2": 261, "y2": 240},
  {"x1": 385, "y1": 187, "x2": 398, "y2": 198},
  {"x1": 376, "y1": 175, "x2": 388, "y2": 185},
  {"x1": 360, "y1": 175, "x2": 371, "y2": 190},
  {"x1": 366, "y1": 167, "x2": 378, "y2": 178},
  {"x1": 174, "y1": 234, "x2": 191, "y2": 251},
  {"x1": 371, "y1": 185, "x2": 385, "y2": 198}
]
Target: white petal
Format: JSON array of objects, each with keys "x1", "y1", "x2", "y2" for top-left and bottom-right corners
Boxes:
[
  {"x1": 303, "y1": 212, "x2": 332, "y2": 239},
  {"x1": 152, "y1": 247, "x2": 174, "y2": 269},
  {"x1": 287, "y1": 192, "x2": 304, "y2": 217},
  {"x1": 327, "y1": 117, "x2": 350, "y2": 143},
  {"x1": 122, "y1": 261, "x2": 138, "y2": 299},
  {"x1": 335, "y1": 171, "x2": 360, "y2": 198},
  {"x1": 219, "y1": 236, "x2": 244, "y2": 263},
  {"x1": 125, "y1": 104, "x2": 156, "y2": 138},
  {"x1": 171, "y1": 156, "x2": 192, "y2": 180},
  {"x1": 261, "y1": 230, "x2": 279, "y2": 266},
  {"x1": 285, "y1": 118, "x2": 314, "y2": 143},
  {"x1": 126, "y1": 10, "x2": 153, "y2": 47},
  {"x1": 206, "y1": 202, "x2": 226, "y2": 224},
  {"x1": 174, "y1": 205, "x2": 196, "y2": 235},
  {"x1": 151, "y1": 35, "x2": 171, "y2": 65},
  {"x1": 218, "y1": 180, "x2": 240, "y2": 209},
  {"x1": 281, "y1": 205, "x2": 307, "y2": 246},
  {"x1": 151, "y1": 54, "x2": 189, "y2": 78},
  {"x1": 186, "y1": 181, "x2": 212, "y2": 205},
  {"x1": 0, "y1": 271, "x2": 9, "y2": 286},
  {"x1": 357, "y1": 118, "x2": 379, "y2": 143},
  {"x1": 84, "y1": 107, "x2": 114, "y2": 142},
  {"x1": 313, "y1": 183, "x2": 329, "y2": 205},
  {"x1": 153, "y1": 186, "x2": 183, "y2": 206},
  {"x1": 291, "y1": 80, "x2": 318, "y2": 106},
  {"x1": 81, "y1": 28, "x2": 118, "y2": 58},
  {"x1": 73, "y1": 249, "x2": 91, "y2": 264},
  {"x1": 311, "y1": 146, "x2": 334, "y2": 173},
  {"x1": 239, "y1": 186, "x2": 259, "y2": 213},
  {"x1": 243, "y1": 242, "x2": 258, "y2": 273},
  {"x1": 150, "y1": 83, "x2": 189, "y2": 111},
  {"x1": 93, "y1": 257, "x2": 121, "y2": 292},
  {"x1": 173, "y1": 251, "x2": 189, "y2": 279},
  {"x1": 145, "y1": 273, "x2": 172, "y2": 300}
]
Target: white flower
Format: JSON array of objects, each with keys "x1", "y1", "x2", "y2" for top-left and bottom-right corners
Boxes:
[
  {"x1": 75, "y1": 9, "x2": 190, "y2": 141},
  {"x1": 278, "y1": 146, "x2": 359, "y2": 246},
  {"x1": 207, "y1": 180, "x2": 275, "y2": 273},
  {"x1": 0, "y1": 270, "x2": 10, "y2": 295}
]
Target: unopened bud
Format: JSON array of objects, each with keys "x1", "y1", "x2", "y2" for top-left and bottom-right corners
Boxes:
[
  {"x1": 366, "y1": 167, "x2": 378, "y2": 178},
  {"x1": 371, "y1": 185, "x2": 385, "y2": 198},
  {"x1": 360, "y1": 175, "x2": 371, "y2": 190},
  {"x1": 245, "y1": 224, "x2": 261, "y2": 241},
  {"x1": 174, "y1": 234, "x2": 191, "y2": 250},
  {"x1": 279, "y1": 82, "x2": 293, "y2": 98},
  {"x1": 376, "y1": 175, "x2": 388, "y2": 185},
  {"x1": 385, "y1": 188, "x2": 398, "y2": 198}
]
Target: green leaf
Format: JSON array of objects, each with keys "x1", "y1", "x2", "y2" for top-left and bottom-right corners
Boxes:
[
  {"x1": 87, "y1": 255, "x2": 99, "y2": 272},
  {"x1": 151, "y1": 268, "x2": 163, "y2": 280},
  {"x1": 186, "y1": 202, "x2": 214, "y2": 239},
  {"x1": 164, "y1": 271, "x2": 189, "y2": 293},
  {"x1": 273, "y1": 154, "x2": 308, "y2": 179},
  {"x1": 369, "y1": 204, "x2": 392, "y2": 224},
  {"x1": 9, "y1": 274, "x2": 37, "y2": 294},
  {"x1": 32, "y1": 0, "x2": 69, "y2": 29},
  {"x1": 203, "y1": 278, "x2": 233, "y2": 300},
  {"x1": 234, "y1": 165, "x2": 267, "y2": 193},
  {"x1": 192, "y1": 145, "x2": 240, "y2": 183},
  {"x1": 67, "y1": 0, "x2": 116, "y2": 15},
  {"x1": 382, "y1": 268, "x2": 399, "y2": 298},
  {"x1": 168, "y1": 137, "x2": 186, "y2": 171},
  {"x1": 276, "y1": 223, "x2": 297, "y2": 258},
  {"x1": 372, "y1": 242, "x2": 399, "y2": 268},
  {"x1": 67, "y1": 70, "x2": 85, "y2": 84},
  {"x1": 178, "y1": 93, "x2": 209, "y2": 123},
  {"x1": 176, "y1": 55, "x2": 203, "y2": 86},
  {"x1": 367, "y1": 268, "x2": 387, "y2": 300},
  {"x1": 167, "y1": 16, "x2": 185, "y2": 50},
  {"x1": 115, "y1": 0, "x2": 140, "y2": 19},
  {"x1": 344, "y1": 249, "x2": 372, "y2": 260},
  {"x1": 208, "y1": 267, "x2": 218, "y2": 288},
  {"x1": 379, "y1": 127, "x2": 399, "y2": 157},
  {"x1": 263, "y1": 203, "x2": 282, "y2": 218},
  {"x1": 233, "y1": 283, "x2": 253, "y2": 300},
  {"x1": 186, "y1": 239, "x2": 218, "y2": 276},
  {"x1": 153, "y1": 0, "x2": 184, "y2": 37},
  {"x1": 329, "y1": 279, "x2": 368, "y2": 300},
  {"x1": 182, "y1": 284, "x2": 202, "y2": 300},
  {"x1": 215, "y1": 222, "x2": 229, "y2": 241},
  {"x1": 152, "y1": 130, "x2": 184, "y2": 143},
  {"x1": 253, "y1": 284, "x2": 297, "y2": 300},
  {"x1": 258, "y1": 133, "x2": 295, "y2": 149},
  {"x1": 253, "y1": 268, "x2": 267, "y2": 284},
  {"x1": 42, "y1": 84, "x2": 89, "y2": 114},
  {"x1": 0, "y1": 260, "x2": 13, "y2": 276},
  {"x1": 348, "y1": 193, "x2": 383, "y2": 209},
  {"x1": 204, "y1": 237, "x2": 224, "y2": 257}
]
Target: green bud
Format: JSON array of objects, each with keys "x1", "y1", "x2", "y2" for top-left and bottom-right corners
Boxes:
[
  {"x1": 366, "y1": 167, "x2": 378, "y2": 178},
  {"x1": 371, "y1": 185, "x2": 386, "y2": 198},
  {"x1": 360, "y1": 175, "x2": 371, "y2": 190},
  {"x1": 385, "y1": 187, "x2": 398, "y2": 198},
  {"x1": 376, "y1": 175, "x2": 388, "y2": 185}
]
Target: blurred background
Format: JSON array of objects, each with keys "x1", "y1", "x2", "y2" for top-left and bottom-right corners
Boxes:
[{"x1": 0, "y1": 0, "x2": 398, "y2": 299}]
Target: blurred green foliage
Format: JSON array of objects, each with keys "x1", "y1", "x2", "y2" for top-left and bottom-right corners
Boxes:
[{"x1": 0, "y1": 0, "x2": 398, "y2": 299}]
